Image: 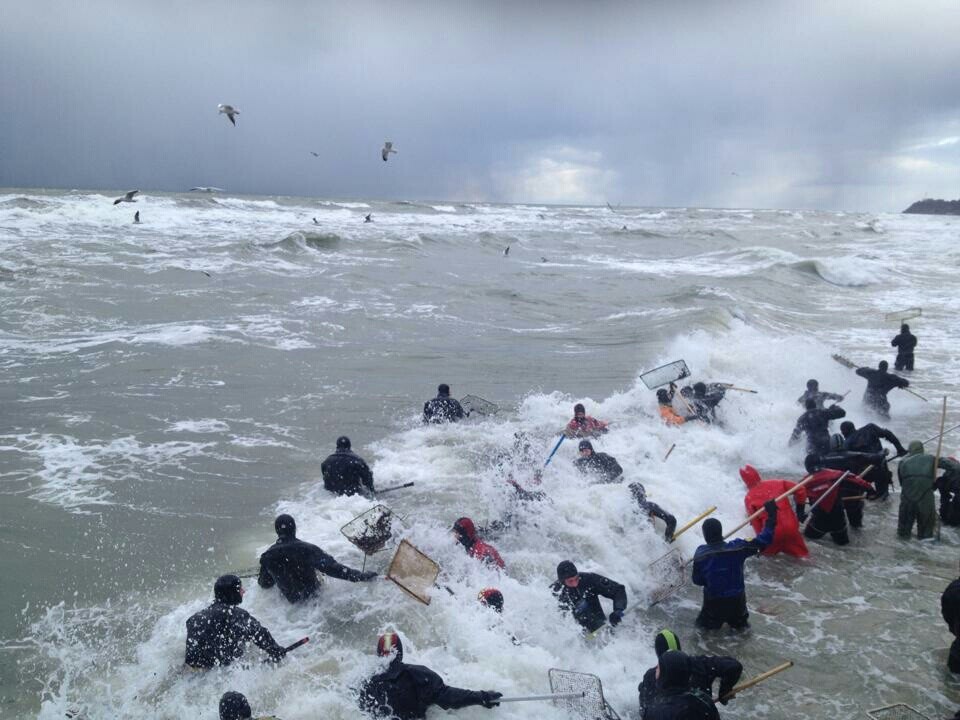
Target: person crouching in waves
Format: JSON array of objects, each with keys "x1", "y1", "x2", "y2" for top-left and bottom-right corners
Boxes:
[
  {"x1": 552, "y1": 560, "x2": 627, "y2": 634},
  {"x1": 423, "y1": 383, "x2": 466, "y2": 423},
  {"x1": 565, "y1": 402, "x2": 609, "y2": 438},
  {"x1": 573, "y1": 440, "x2": 623, "y2": 483},
  {"x1": 692, "y1": 501, "x2": 777, "y2": 631}
]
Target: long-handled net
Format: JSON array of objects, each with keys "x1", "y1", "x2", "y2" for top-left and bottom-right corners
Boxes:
[
  {"x1": 647, "y1": 548, "x2": 686, "y2": 606},
  {"x1": 461, "y1": 394, "x2": 499, "y2": 416},
  {"x1": 548, "y1": 668, "x2": 620, "y2": 720},
  {"x1": 386, "y1": 539, "x2": 440, "y2": 605},
  {"x1": 866, "y1": 704, "x2": 931, "y2": 720},
  {"x1": 341, "y1": 505, "x2": 397, "y2": 556},
  {"x1": 640, "y1": 359, "x2": 690, "y2": 389}
]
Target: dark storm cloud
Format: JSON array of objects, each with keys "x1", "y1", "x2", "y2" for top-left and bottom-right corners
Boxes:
[{"x1": 3, "y1": 0, "x2": 960, "y2": 211}]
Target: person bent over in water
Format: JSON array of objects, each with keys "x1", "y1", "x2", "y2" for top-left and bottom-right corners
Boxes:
[
  {"x1": 321, "y1": 435, "x2": 375, "y2": 497},
  {"x1": 565, "y1": 402, "x2": 609, "y2": 438},
  {"x1": 657, "y1": 384, "x2": 698, "y2": 425},
  {"x1": 574, "y1": 440, "x2": 623, "y2": 483},
  {"x1": 358, "y1": 632, "x2": 502, "y2": 719},
  {"x1": 692, "y1": 501, "x2": 777, "y2": 630},
  {"x1": 802, "y1": 454, "x2": 873, "y2": 545},
  {"x1": 646, "y1": 651, "x2": 721, "y2": 720},
  {"x1": 739, "y1": 465, "x2": 808, "y2": 558},
  {"x1": 855, "y1": 361, "x2": 908, "y2": 419},
  {"x1": 630, "y1": 482, "x2": 678, "y2": 541},
  {"x1": 796, "y1": 379, "x2": 844, "y2": 410},
  {"x1": 423, "y1": 384, "x2": 466, "y2": 423},
  {"x1": 452, "y1": 517, "x2": 505, "y2": 569},
  {"x1": 552, "y1": 560, "x2": 627, "y2": 633}
]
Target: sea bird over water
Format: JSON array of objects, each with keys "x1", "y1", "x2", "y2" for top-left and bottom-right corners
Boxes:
[
  {"x1": 381, "y1": 141, "x2": 397, "y2": 161},
  {"x1": 113, "y1": 190, "x2": 139, "y2": 205},
  {"x1": 218, "y1": 104, "x2": 239, "y2": 126}
]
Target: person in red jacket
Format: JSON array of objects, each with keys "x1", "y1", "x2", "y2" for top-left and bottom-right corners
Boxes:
[
  {"x1": 452, "y1": 517, "x2": 505, "y2": 569},
  {"x1": 739, "y1": 465, "x2": 809, "y2": 558},
  {"x1": 565, "y1": 403, "x2": 609, "y2": 438},
  {"x1": 802, "y1": 454, "x2": 874, "y2": 545}
]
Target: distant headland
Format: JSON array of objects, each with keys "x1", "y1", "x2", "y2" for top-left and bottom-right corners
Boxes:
[{"x1": 903, "y1": 198, "x2": 960, "y2": 215}]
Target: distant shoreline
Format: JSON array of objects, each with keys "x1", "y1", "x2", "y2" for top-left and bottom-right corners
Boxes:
[{"x1": 903, "y1": 198, "x2": 960, "y2": 215}]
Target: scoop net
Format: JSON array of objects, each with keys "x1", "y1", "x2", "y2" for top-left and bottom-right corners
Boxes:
[
  {"x1": 640, "y1": 360, "x2": 690, "y2": 389},
  {"x1": 341, "y1": 505, "x2": 396, "y2": 555},
  {"x1": 548, "y1": 668, "x2": 620, "y2": 720},
  {"x1": 386, "y1": 539, "x2": 439, "y2": 605},
  {"x1": 647, "y1": 548, "x2": 686, "y2": 606},
  {"x1": 866, "y1": 705, "x2": 930, "y2": 720},
  {"x1": 884, "y1": 307, "x2": 922, "y2": 322},
  {"x1": 461, "y1": 394, "x2": 499, "y2": 416}
]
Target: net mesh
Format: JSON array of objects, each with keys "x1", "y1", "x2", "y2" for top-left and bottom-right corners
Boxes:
[
  {"x1": 648, "y1": 548, "x2": 686, "y2": 605},
  {"x1": 866, "y1": 705, "x2": 930, "y2": 720},
  {"x1": 884, "y1": 307, "x2": 922, "y2": 321},
  {"x1": 341, "y1": 505, "x2": 396, "y2": 555},
  {"x1": 640, "y1": 360, "x2": 690, "y2": 389},
  {"x1": 387, "y1": 539, "x2": 439, "y2": 605},
  {"x1": 548, "y1": 669, "x2": 619, "y2": 720},
  {"x1": 461, "y1": 394, "x2": 498, "y2": 416}
]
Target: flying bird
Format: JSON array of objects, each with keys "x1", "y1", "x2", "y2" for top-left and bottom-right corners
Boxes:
[
  {"x1": 381, "y1": 141, "x2": 397, "y2": 162},
  {"x1": 310, "y1": 151, "x2": 320, "y2": 157},
  {"x1": 113, "y1": 190, "x2": 139, "y2": 205},
  {"x1": 218, "y1": 104, "x2": 239, "y2": 126},
  {"x1": 190, "y1": 186, "x2": 224, "y2": 193},
  {"x1": 364, "y1": 213, "x2": 373, "y2": 223}
]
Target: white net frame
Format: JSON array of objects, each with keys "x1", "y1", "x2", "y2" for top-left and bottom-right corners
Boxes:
[
  {"x1": 648, "y1": 548, "x2": 687, "y2": 606},
  {"x1": 341, "y1": 505, "x2": 396, "y2": 555},
  {"x1": 640, "y1": 360, "x2": 691, "y2": 389},
  {"x1": 866, "y1": 704, "x2": 930, "y2": 720},
  {"x1": 548, "y1": 668, "x2": 620, "y2": 720},
  {"x1": 386, "y1": 539, "x2": 439, "y2": 605}
]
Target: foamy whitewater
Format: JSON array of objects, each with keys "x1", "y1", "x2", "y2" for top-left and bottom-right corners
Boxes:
[{"x1": 1, "y1": 189, "x2": 958, "y2": 719}]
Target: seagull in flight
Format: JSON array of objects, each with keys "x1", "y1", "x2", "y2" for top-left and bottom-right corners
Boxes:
[
  {"x1": 218, "y1": 104, "x2": 240, "y2": 126},
  {"x1": 381, "y1": 141, "x2": 397, "y2": 162},
  {"x1": 189, "y1": 186, "x2": 224, "y2": 193},
  {"x1": 310, "y1": 151, "x2": 320, "y2": 157},
  {"x1": 364, "y1": 213, "x2": 373, "y2": 223},
  {"x1": 113, "y1": 190, "x2": 139, "y2": 205}
]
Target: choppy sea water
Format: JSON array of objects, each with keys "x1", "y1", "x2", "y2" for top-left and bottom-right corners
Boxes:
[{"x1": 1, "y1": 189, "x2": 958, "y2": 719}]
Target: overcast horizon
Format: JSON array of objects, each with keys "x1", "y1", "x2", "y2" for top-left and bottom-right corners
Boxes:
[{"x1": 4, "y1": 1, "x2": 960, "y2": 213}]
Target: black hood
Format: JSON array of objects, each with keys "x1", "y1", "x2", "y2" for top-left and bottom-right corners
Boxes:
[
  {"x1": 214, "y1": 574, "x2": 243, "y2": 605},
  {"x1": 657, "y1": 650, "x2": 691, "y2": 690}
]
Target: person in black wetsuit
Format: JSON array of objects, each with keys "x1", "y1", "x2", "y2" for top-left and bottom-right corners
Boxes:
[
  {"x1": 358, "y1": 632, "x2": 502, "y2": 719},
  {"x1": 796, "y1": 379, "x2": 845, "y2": 410},
  {"x1": 185, "y1": 575, "x2": 288, "y2": 668},
  {"x1": 646, "y1": 651, "x2": 721, "y2": 720},
  {"x1": 630, "y1": 483, "x2": 678, "y2": 541},
  {"x1": 423, "y1": 383, "x2": 466, "y2": 423},
  {"x1": 638, "y1": 629, "x2": 742, "y2": 719},
  {"x1": 574, "y1": 440, "x2": 623, "y2": 483},
  {"x1": 855, "y1": 361, "x2": 909, "y2": 419},
  {"x1": 840, "y1": 420, "x2": 906, "y2": 500},
  {"x1": 681, "y1": 382, "x2": 725, "y2": 424},
  {"x1": 551, "y1": 560, "x2": 627, "y2": 633},
  {"x1": 321, "y1": 436, "x2": 374, "y2": 497},
  {"x1": 943, "y1": 566, "x2": 960, "y2": 673},
  {"x1": 219, "y1": 692, "x2": 252, "y2": 720},
  {"x1": 891, "y1": 323, "x2": 917, "y2": 371},
  {"x1": 258, "y1": 514, "x2": 376, "y2": 603},
  {"x1": 789, "y1": 399, "x2": 846, "y2": 454},
  {"x1": 937, "y1": 458, "x2": 960, "y2": 526}
]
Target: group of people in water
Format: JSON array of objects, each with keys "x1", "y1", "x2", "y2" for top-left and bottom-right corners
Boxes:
[{"x1": 184, "y1": 325, "x2": 960, "y2": 720}]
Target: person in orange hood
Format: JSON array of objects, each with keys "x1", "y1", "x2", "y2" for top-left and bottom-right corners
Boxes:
[
  {"x1": 452, "y1": 517, "x2": 505, "y2": 569},
  {"x1": 739, "y1": 465, "x2": 809, "y2": 558}
]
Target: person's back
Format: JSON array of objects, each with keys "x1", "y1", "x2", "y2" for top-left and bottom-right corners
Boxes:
[
  {"x1": 797, "y1": 379, "x2": 844, "y2": 410},
  {"x1": 739, "y1": 466, "x2": 808, "y2": 558},
  {"x1": 647, "y1": 651, "x2": 721, "y2": 720},
  {"x1": 320, "y1": 436, "x2": 373, "y2": 496},
  {"x1": 423, "y1": 383, "x2": 465, "y2": 424},
  {"x1": 573, "y1": 440, "x2": 623, "y2": 483},
  {"x1": 856, "y1": 361, "x2": 907, "y2": 418},
  {"x1": 898, "y1": 441, "x2": 960, "y2": 538},
  {"x1": 790, "y1": 401, "x2": 845, "y2": 454},
  {"x1": 892, "y1": 323, "x2": 917, "y2": 371}
]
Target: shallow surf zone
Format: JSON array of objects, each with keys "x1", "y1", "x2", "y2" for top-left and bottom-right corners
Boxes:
[{"x1": 28, "y1": 319, "x2": 957, "y2": 720}]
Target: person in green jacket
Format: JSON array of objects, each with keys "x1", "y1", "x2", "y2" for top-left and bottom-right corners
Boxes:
[{"x1": 897, "y1": 441, "x2": 960, "y2": 539}]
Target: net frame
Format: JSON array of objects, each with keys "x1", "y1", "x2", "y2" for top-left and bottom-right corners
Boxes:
[
  {"x1": 548, "y1": 668, "x2": 620, "y2": 720},
  {"x1": 647, "y1": 548, "x2": 687, "y2": 606},
  {"x1": 386, "y1": 539, "x2": 439, "y2": 605},
  {"x1": 640, "y1": 360, "x2": 691, "y2": 389},
  {"x1": 884, "y1": 307, "x2": 922, "y2": 322},
  {"x1": 461, "y1": 394, "x2": 499, "y2": 416},
  {"x1": 866, "y1": 704, "x2": 930, "y2": 720},
  {"x1": 340, "y1": 505, "x2": 396, "y2": 556}
]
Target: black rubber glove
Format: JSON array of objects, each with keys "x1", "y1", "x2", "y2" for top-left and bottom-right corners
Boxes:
[
  {"x1": 609, "y1": 610, "x2": 624, "y2": 626},
  {"x1": 664, "y1": 527, "x2": 675, "y2": 542},
  {"x1": 480, "y1": 691, "x2": 502, "y2": 708},
  {"x1": 795, "y1": 503, "x2": 808, "y2": 523},
  {"x1": 718, "y1": 687, "x2": 734, "y2": 705},
  {"x1": 896, "y1": 447, "x2": 908, "y2": 458},
  {"x1": 359, "y1": 571, "x2": 378, "y2": 581}
]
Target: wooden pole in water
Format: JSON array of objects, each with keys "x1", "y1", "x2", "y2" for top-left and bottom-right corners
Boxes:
[
  {"x1": 670, "y1": 506, "x2": 716, "y2": 542},
  {"x1": 715, "y1": 661, "x2": 793, "y2": 702},
  {"x1": 934, "y1": 396, "x2": 948, "y2": 542},
  {"x1": 663, "y1": 443, "x2": 676, "y2": 462}
]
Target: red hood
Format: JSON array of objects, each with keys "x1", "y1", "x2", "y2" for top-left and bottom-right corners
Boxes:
[
  {"x1": 453, "y1": 517, "x2": 477, "y2": 540},
  {"x1": 739, "y1": 465, "x2": 762, "y2": 489}
]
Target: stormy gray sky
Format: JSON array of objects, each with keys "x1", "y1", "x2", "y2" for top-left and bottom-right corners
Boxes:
[{"x1": 3, "y1": 1, "x2": 960, "y2": 211}]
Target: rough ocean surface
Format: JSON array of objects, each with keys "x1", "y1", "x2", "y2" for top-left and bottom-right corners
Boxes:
[{"x1": 1, "y1": 189, "x2": 958, "y2": 719}]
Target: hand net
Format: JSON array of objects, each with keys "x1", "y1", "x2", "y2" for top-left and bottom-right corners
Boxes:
[
  {"x1": 866, "y1": 705, "x2": 930, "y2": 720},
  {"x1": 461, "y1": 394, "x2": 499, "y2": 416},
  {"x1": 647, "y1": 548, "x2": 686, "y2": 606},
  {"x1": 341, "y1": 505, "x2": 396, "y2": 555},
  {"x1": 386, "y1": 539, "x2": 439, "y2": 605},
  {"x1": 548, "y1": 668, "x2": 620, "y2": 720},
  {"x1": 640, "y1": 360, "x2": 690, "y2": 389}
]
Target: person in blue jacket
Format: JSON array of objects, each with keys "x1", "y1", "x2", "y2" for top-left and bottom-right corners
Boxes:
[{"x1": 692, "y1": 500, "x2": 777, "y2": 630}]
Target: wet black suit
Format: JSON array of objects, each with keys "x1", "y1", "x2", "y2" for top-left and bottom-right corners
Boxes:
[
  {"x1": 937, "y1": 464, "x2": 960, "y2": 526},
  {"x1": 817, "y1": 450, "x2": 885, "y2": 523},
  {"x1": 359, "y1": 658, "x2": 499, "y2": 719},
  {"x1": 574, "y1": 452, "x2": 623, "y2": 483},
  {"x1": 185, "y1": 603, "x2": 285, "y2": 668},
  {"x1": 855, "y1": 366, "x2": 908, "y2": 419},
  {"x1": 843, "y1": 423, "x2": 905, "y2": 498},
  {"x1": 790, "y1": 405, "x2": 846, "y2": 454},
  {"x1": 552, "y1": 572, "x2": 627, "y2": 633},
  {"x1": 630, "y1": 483, "x2": 678, "y2": 541},
  {"x1": 321, "y1": 448, "x2": 374, "y2": 496},
  {"x1": 892, "y1": 329, "x2": 917, "y2": 371},
  {"x1": 639, "y1": 655, "x2": 741, "y2": 719},
  {"x1": 796, "y1": 389, "x2": 845, "y2": 410},
  {"x1": 258, "y1": 536, "x2": 371, "y2": 603},
  {"x1": 942, "y1": 579, "x2": 960, "y2": 673},
  {"x1": 422, "y1": 394, "x2": 466, "y2": 423},
  {"x1": 646, "y1": 651, "x2": 721, "y2": 720}
]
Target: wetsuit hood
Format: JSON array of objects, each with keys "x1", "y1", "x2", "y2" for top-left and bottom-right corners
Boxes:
[
  {"x1": 840, "y1": 421, "x2": 855, "y2": 437},
  {"x1": 739, "y1": 465, "x2": 762, "y2": 489},
  {"x1": 901, "y1": 323, "x2": 909, "y2": 333},
  {"x1": 578, "y1": 440, "x2": 594, "y2": 452},
  {"x1": 214, "y1": 574, "x2": 243, "y2": 605},
  {"x1": 654, "y1": 629, "x2": 682, "y2": 657},
  {"x1": 274, "y1": 513, "x2": 296, "y2": 539},
  {"x1": 453, "y1": 517, "x2": 477, "y2": 547},
  {"x1": 907, "y1": 440, "x2": 924, "y2": 455},
  {"x1": 336, "y1": 435, "x2": 351, "y2": 450},
  {"x1": 702, "y1": 518, "x2": 723, "y2": 543},
  {"x1": 219, "y1": 691, "x2": 252, "y2": 720},
  {"x1": 479, "y1": 588, "x2": 504, "y2": 612},
  {"x1": 693, "y1": 382, "x2": 707, "y2": 398},
  {"x1": 878, "y1": 360, "x2": 888, "y2": 372},
  {"x1": 437, "y1": 383, "x2": 450, "y2": 397},
  {"x1": 574, "y1": 403, "x2": 586, "y2": 415},
  {"x1": 804, "y1": 453, "x2": 821, "y2": 474},
  {"x1": 806, "y1": 379, "x2": 819, "y2": 391},
  {"x1": 656, "y1": 389, "x2": 671, "y2": 404},
  {"x1": 657, "y1": 650, "x2": 692, "y2": 690},
  {"x1": 557, "y1": 560, "x2": 578, "y2": 581}
]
